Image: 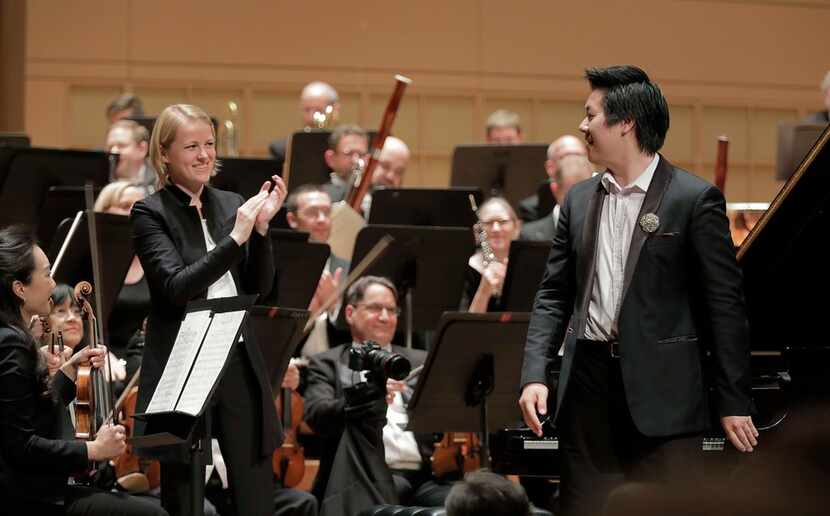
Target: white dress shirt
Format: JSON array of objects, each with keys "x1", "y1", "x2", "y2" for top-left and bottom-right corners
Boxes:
[{"x1": 585, "y1": 154, "x2": 659, "y2": 341}]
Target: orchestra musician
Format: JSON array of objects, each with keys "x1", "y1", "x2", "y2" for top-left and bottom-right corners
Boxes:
[
  {"x1": 105, "y1": 120, "x2": 156, "y2": 193},
  {"x1": 0, "y1": 225, "x2": 167, "y2": 516},
  {"x1": 94, "y1": 181, "x2": 151, "y2": 360},
  {"x1": 130, "y1": 103, "x2": 287, "y2": 516},
  {"x1": 304, "y1": 276, "x2": 453, "y2": 508},
  {"x1": 518, "y1": 65, "x2": 757, "y2": 516},
  {"x1": 464, "y1": 197, "x2": 520, "y2": 313},
  {"x1": 321, "y1": 124, "x2": 369, "y2": 203},
  {"x1": 517, "y1": 135, "x2": 588, "y2": 224},
  {"x1": 360, "y1": 135, "x2": 411, "y2": 217},
  {"x1": 804, "y1": 70, "x2": 830, "y2": 124},
  {"x1": 484, "y1": 110, "x2": 522, "y2": 145},
  {"x1": 268, "y1": 81, "x2": 341, "y2": 164}
]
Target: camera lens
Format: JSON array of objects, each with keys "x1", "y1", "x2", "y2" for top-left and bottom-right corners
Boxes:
[{"x1": 383, "y1": 353, "x2": 411, "y2": 380}]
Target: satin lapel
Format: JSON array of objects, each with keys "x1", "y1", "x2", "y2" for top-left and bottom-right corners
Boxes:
[
  {"x1": 576, "y1": 182, "x2": 606, "y2": 335},
  {"x1": 619, "y1": 156, "x2": 674, "y2": 305}
]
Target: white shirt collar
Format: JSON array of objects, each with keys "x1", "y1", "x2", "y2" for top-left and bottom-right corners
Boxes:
[{"x1": 600, "y1": 154, "x2": 660, "y2": 194}]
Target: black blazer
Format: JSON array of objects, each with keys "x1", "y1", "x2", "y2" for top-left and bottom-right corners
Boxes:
[
  {"x1": 130, "y1": 184, "x2": 279, "y2": 456},
  {"x1": 0, "y1": 326, "x2": 88, "y2": 504},
  {"x1": 521, "y1": 156, "x2": 753, "y2": 437},
  {"x1": 304, "y1": 343, "x2": 430, "y2": 500}
]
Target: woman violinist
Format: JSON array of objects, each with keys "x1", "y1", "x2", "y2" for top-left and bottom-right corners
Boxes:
[
  {"x1": 130, "y1": 104, "x2": 286, "y2": 516},
  {"x1": 0, "y1": 225, "x2": 167, "y2": 516}
]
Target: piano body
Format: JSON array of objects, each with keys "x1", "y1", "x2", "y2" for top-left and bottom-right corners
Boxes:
[{"x1": 491, "y1": 123, "x2": 830, "y2": 478}]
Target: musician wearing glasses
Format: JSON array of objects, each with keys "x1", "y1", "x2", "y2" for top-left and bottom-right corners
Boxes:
[
  {"x1": 304, "y1": 276, "x2": 452, "y2": 509},
  {"x1": 322, "y1": 124, "x2": 369, "y2": 203},
  {"x1": 518, "y1": 65, "x2": 756, "y2": 516}
]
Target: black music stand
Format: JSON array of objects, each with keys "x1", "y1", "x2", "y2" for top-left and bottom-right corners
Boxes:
[
  {"x1": 0, "y1": 147, "x2": 111, "y2": 232},
  {"x1": 450, "y1": 143, "x2": 547, "y2": 206},
  {"x1": 500, "y1": 240, "x2": 552, "y2": 312},
  {"x1": 247, "y1": 306, "x2": 310, "y2": 389},
  {"x1": 0, "y1": 132, "x2": 30, "y2": 148},
  {"x1": 335, "y1": 225, "x2": 475, "y2": 346},
  {"x1": 265, "y1": 229, "x2": 330, "y2": 308},
  {"x1": 776, "y1": 122, "x2": 827, "y2": 180},
  {"x1": 284, "y1": 130, "x2": 376, "y2": 191},
  {"x1": 407, "y1": 312, "x2": 530, "y2": 467},
  {"x1": 367, "y1": 187, "x2": 483, "y2": 227},
  {"x1": 48, "y1": 212, "x2": 135, "y2": 340},
  {"x1": 37, "y1": 186, "x2": 102, "y2": 250},
  {"x1": 211, "y1": 156, "x2": 283, "y2": 199},
  {"x1": 133, "y1": 295, "x2": 257, "y2": 516}
]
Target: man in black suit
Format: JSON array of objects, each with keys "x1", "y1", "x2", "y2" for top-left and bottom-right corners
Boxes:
[
  {"x1": 518, "y1": 66, "x2": 758, "y2": 516},
  {"x1": 304, "y1": 276, "x2": 452, "y2": 509}
]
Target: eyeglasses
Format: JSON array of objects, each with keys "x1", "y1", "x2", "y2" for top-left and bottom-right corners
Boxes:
[
  {"x1": 354, "y1": 303, "x2": 401, "y2": 317},
  {"x1": 336, "y1": 149, "x2": 369, "y2": 160},
  {"x1": 480, "y1": 218, "x2": 515, "y2": 229},
  {"x1": 297, "y1": 206, "x2": 332, "y2": 219}
]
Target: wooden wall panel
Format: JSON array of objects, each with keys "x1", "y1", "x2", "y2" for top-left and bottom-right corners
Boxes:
[
  {"x1": 662, "y1": 105, "x2": 695, "y2": 164},
  {"x1": 536, "y1": 100, "x2": 586, "y2": 146},
  {"x1": 132, "y1": 87, "x2": 190, "y2": 115},
  {"x1": 250, "y1": 92, "x2": 296, "y2": 158},
  {"x1": 69, "y1": 85, "x2": 121, "y2": 149}
]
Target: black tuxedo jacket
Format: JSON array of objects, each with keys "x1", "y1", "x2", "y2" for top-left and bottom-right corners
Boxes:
[
  {"x1": 521, "y1": 156, "x2": 753, "y2": 437},
  {"x1": 304, "y1": 343, "x2": 430, "y2": 500},
  {"x1": 130, "y1": 184, "x2": 279, "y2": 455}
]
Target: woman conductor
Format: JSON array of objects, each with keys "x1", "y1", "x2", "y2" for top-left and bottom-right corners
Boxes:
[{"x1": 130, "y1": 104, "x2": 286, "y2": 516}]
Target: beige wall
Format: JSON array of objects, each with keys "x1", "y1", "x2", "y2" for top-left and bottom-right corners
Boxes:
[{"x1": 24, "y1": 0, "x2": 830, "y2": 201}]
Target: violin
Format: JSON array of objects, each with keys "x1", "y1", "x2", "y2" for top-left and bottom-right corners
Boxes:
[
  {"x1": 111, "y1": 368, "x2": 161, "y2": 493},
  {"x1": 272, "y1": 359, "x2": 307, "y2": 487}
]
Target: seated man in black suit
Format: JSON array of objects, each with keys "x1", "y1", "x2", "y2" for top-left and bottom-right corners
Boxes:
[
  {"x1": 304, "y1": 276, "x2": 453, "y2": 507},
  {"x1": 520, "y1": 154, "x2": 592, "y2": 242},
  {"x1": 268, "y1": 81, "x2": 341, "y2": 164},
  {"x1": 804, "y1": 70, "x2": 830, "y2": 124},
  {"x1": 517, "y1": 134, "x2": 587, "y2": 223}
]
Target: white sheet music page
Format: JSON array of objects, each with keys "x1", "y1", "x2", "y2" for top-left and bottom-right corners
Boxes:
[
  {"x1": 175, "y1": 310, "x2": 247, "y2": 416},
  {"x1": 145, "y1": 310, "x2": 213, "y2": 414}
]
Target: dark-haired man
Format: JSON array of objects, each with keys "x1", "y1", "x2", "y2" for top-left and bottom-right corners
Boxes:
[
  {"x1": 304, "y1": 276, "x2": 452, "y2": 509},
  {"x1": 322, "y1": 124, "x2": 369, "y2": 202},
  {"x1": 519, "y1": 65, "x2": 757, "y2": 516}
]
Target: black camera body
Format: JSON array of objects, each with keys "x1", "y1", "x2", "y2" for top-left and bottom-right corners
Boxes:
[{"x1": 348, "y1": 341, "x2": 411, "y2": 382}]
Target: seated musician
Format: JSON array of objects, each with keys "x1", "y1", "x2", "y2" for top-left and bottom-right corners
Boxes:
[
  {"x1": 520, "y1": 153, "x2": 593, "y2": 242},
  {"x1": 107, "y1": 93, "x2": 144, "y2": 125},
  {"x1": 360, "y1": 135, "x2": 411, "y2": 217},
  {"x1": 94, "y1": 181, "x2": 151, "y2": 359},
  {"x1": 304, "y1": 276, "x2": 453, "y2": 507},
  {"x1": 484, "y1": 109, "x2": 523, "y2": 145},
  {"x1": 464, "y1": 197, "x2": 521, "y2": 313},
  {"x1": 803, "y1": 70, "x2": 830, "y2": 124},
  {"x1": 0, "y1": 225, "x2": 166, "y2": 516},
  {"x1": 517, "y1": 135, "x2": 588, "y2": 224},
  {"x1": 322, "y1": 124, "x2": 369, "y2": 203},
  {"x1": 268, "y1": 81, "x2": 341, "y2": 165},
  {"x1": 106, "y1": 120, "x2": 156, "y2": 193}
]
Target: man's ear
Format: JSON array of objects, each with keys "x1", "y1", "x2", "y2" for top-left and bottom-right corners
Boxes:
[
  {"x1": 138, "y1": 140, "x2": 149, "y2": 156},
  {"x1": 286, "y1": 212, "x2": 298, "y2": 229},
  {"x1": 619, "y1": 118, "x2": 636, "y2": 137},
  {"x1": 323, "y1": 149, "x2": 336, "y2": 169},
  {"x1": 345, "y1": 304, "x2": 355, "y2": 325}
]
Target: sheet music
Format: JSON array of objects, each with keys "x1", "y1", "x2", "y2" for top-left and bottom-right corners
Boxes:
[
  {"x1": 175, "y1": 310, "x2": 247, "y2": 416},
  {"x1": 145, "y1": 310, "x2": 212, "y2": 414}
]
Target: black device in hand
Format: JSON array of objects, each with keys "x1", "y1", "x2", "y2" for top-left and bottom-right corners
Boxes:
[{"x1": 344, "y1": 341, "x2": 411, "y2": 417}]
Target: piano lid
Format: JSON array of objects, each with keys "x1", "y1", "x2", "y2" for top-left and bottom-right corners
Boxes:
[{"x1": 737, "y1": 124, "x2": 830, "y2": 352}]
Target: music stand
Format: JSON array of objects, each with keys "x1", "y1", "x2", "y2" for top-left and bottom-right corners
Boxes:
[
  {"x1": 265, "y1": 229, "x2": 330, "y2": 308},
  {"x1": 0, "y1": 147, "x2": 111, "y2": 232},
  {"x1": 37, "y1": 186, "x2": 102, "y2": 251},
  {"x1": 48, "y1": 212, "x2": 135, "y2": 341},
  {"x1": 367, "y1": 187, "x2": 483, "y2": 227},
  {"x1": 284, "y1": 130, "x2": 376, "y2": 191},
  {"x1": 335, "y1": 225, "x2": 475, "y2": 346},
  {"x1": 0, "y1": 132, "x2": 30, "y2": 148},
  {"x1": 500, "y1": 241, "x2": 552, "y2": 312},
  {"x1": 450, "y1": 144, "x2": 548, "y2": 206},
  {"x1": 776, "y1": 122, "x2": 827, "y2": 180},
  {"x1": 407, "y1": 312, "x2": 530, "y2": 467},
  {"x1": 246, "y1": 306, "x2": 310, "y2": 389},
  {"x1": 211, "y1": 156, "x2": 283, "y2": 200}
]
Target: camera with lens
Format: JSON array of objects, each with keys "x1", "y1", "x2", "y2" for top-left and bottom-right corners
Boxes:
[{"x1": 348, "y1": 341, "x2": 411, "y2": 382}]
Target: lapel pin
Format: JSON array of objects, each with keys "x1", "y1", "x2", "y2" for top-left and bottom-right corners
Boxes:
[{"x1": 639, "y1": 213, "x2": 660, "y2": 234}]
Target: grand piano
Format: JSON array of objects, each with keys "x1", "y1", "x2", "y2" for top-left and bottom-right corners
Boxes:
[{"x1": 491, "y1": 123, "x2": 830, "y2": 477}]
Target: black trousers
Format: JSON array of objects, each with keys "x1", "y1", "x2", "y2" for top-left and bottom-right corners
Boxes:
[
  {"x1": 558, "y1": 341, "x2": 703, "y2": 516},
  {"x1": 9, "y1": 487, "x2": 167, "y2": 516},
  {"x1": 162, "y1": 346, "x2": 274, "y2": 516},
  {"x1": 390, "y1": 467, "x2": 454, "y2": 507}
]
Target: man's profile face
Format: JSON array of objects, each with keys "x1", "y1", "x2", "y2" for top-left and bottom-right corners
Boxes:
[
  {"x1": 106, "y1": 127, "x2": 148, "y2": 180},
  {"x1": 325, "y1": 134, "x2": 369, "y2": 179},
  {"x1": 579, "y1": 89, "x2": 619, "y2": 168},
  {"x1": 288, "y1": 191, "x2": 332, "y2": 243},
  {"x1": 345, "y1": 284, "x2": 398, "y2": 346},
  {"x1": 486, "y1": 126, "x2": 522, "y2": 145}
]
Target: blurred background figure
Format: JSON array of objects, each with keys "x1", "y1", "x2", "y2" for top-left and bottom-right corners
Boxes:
[
  {"x1": 106, "y1": 93, "x2": 144, "y2": 125},
  {"x1": 485, "y1": 109, "x2": 523, "y2": 145}
]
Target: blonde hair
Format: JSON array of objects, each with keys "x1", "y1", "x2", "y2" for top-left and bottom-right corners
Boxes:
[
  {"x1": 94, "y1": 181, "x2": 139, "y2": 212},
  {"x1": 149, "y1": 104, "x2": 218, "y2": 189},
  {"x1": 477, "y1": 196, "x2": 519, "y2": 224}
]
